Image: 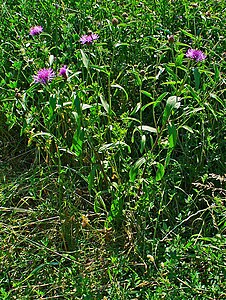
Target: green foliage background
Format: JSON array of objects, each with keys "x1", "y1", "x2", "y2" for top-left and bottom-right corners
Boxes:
[{"x1": 0, "y1": 0, "x2": 225, "y2": 299}]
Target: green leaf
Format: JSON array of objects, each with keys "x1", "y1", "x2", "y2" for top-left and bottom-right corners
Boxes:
[
  {"x1": 80, "y1": 49, "x2": 89, "y2": 69},
  {"x1": 186, "y1": 85, "x2": 201, "y2": 101},
  {"x1": 48, "y1": 94, "x2": 56, "y2": 122},
  {"x1": 137, "y1": 125, "x2": 157, "y2": 133},
  {"x1": 168, "y1": 123, "x2": 177, "y2": 149},
  {"x1": 140, "y1": 134, "x2": 146, "y2": 154},
  {"x1": 133, "y1": 71, "x2": 142, "y2": 86},
  {"x1": 165, "y1": 65, "x2": 178, "y2": 81},
  {"x1": 175, "y1": 53, "x2": 184, "y2": 66},
  {"x1": 131, "y1": 102, "x2": 142, "y2": 115},
  {"x1": 48, "y1": 54, "x2": 54, "y2": 66},
  {"x1": 162, "y1": 81, "x2": 182, "y2": 85},
  {"x1": 210, "y1": 93, "x2": 225, "y2": 108},
  {"x1": 71, "y1": 128, "x2": 84, "y2": 156},
  {"x1": 99, "y1": 141, "x2": 131, "y2": 153},
  {"x1": 88, "y1": 164, "x2": 97, "y2": 192},
  {"x1": 141, "y1": 90, "x2": 153, "y2": 99},
  {"x1": 109, "y1": 196, "x2": 123, "y2": 219},
  {"x1": 111, "y1": 84, "x2": 128, "y2": 101},
  {"x1": 129, "y1": 157, "x2": 146, "y2": 182},
  {"x1": 99, "y1": 94, "x2": 110, "y2": 114},
  {"x1": 7, "y1": 81, "x2": 17, "y2": 89},
  {"x1": 94, "y1": 197, "x2": 100, "y2": 213},
  {"x1": 214, "y1": 64, "x2": 220, "y2": 83},
  {"x1": 181, "y1": 125, "x2": 194, "y2": 133},
  {"x1": 165, "y1": 149, "x2": 172, "y2": 167},
  {"x1": 180, "y1": 29, "x2": 196, "y2": 39},
  {"x1": 72, "y1": 92, "x2": 81, "y2": 115},
  {"x1": 91, "y1": 65, "x2": 110, "y2": 75},
  {"x1": 156, "y1": 163, "x2": 165, "y2": 181},
  {"x1": 114, "y1": 42, "x2": 129, "y2": 47},
  {"x1": 162, "y1": 96, "x2": 181, "y2": 126},
  {"x1": 154, "y1": 92, "x2": 168, "y2": 108},
  {"x1": 12, "y1": 61, "x2": 22, "y2": 70}
]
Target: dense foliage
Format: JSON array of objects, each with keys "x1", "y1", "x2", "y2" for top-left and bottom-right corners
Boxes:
[{"x1": 0, "y1": 0, "x2": 225, "y2": 299}]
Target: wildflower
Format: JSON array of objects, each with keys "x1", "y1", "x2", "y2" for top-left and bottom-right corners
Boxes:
[
  {"x1": 186, "y1": 49, "x2": 206, "y2": 62},
  {"x1": 29, "y1": 25, "x2": 43, "y2": 36},
  {"x1": 80, "y1": 32, "x2": 99, "y2": 44},
  {"x1": 59, "y1": 65, "x2": 68, "y2": 79},
  {"x1": 33, "y1": 68, "x2": 55, "y2": 84}
]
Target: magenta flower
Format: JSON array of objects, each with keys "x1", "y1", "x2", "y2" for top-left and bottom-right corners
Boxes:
[
  {"x1": 33, "y1": 68, "x2": 55, "y2": 84},
  {"x1": 80, "y1": 33, "x2": 99, "y2": 44},
  {"x1": 29, "y1": 26, "x2": 43, "y2": 36},
  {"x1": 186, "y1": 49, "x2": 206, "y2": 62},
  {"x1": 59, "y1": 65, "x2": 68, "y2": 79}
]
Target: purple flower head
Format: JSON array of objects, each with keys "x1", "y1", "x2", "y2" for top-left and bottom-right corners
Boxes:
[
  {"x1": 33, "y1": 68, "x2": 55, "y2": 84},
  {"x1": 80, "y1": 32, "x2": 99, "y2": 44},
  {"x1": 186, "y1": 49, "x2": 206, "y2": 62},
  {"x1": 30, "y1": 25, "x2": 43, "y2": 36},
  {"x1": 59, "y1": 65, "x2": 68, "y2": 79}
]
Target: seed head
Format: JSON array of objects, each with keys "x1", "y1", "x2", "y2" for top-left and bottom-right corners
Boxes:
[
  {"x1": 167, "y1": 35, "x2": 175, "y2": 43},
  {"x1": 112, "y1": 18, "x2": 119, "y2": 26}
]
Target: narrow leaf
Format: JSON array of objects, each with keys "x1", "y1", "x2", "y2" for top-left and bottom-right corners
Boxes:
[
  {"x1": 156, "y1": 163, "x2": 165, "y2": 181},
  {"x1": 48, "y1": 55, "x2": 54, "y2": 66},
  {"x1": 162, "y1": 96, "x2": 181, "y2": 126},
  {"x1": 168, "y1": 123, "x2": 177, "y2": 149},
  {"x1": 137, "y1": 125, "x2": 157, "y2": 133},
  {"x1": 100, "y1": 94, "x2": 110, "y2": 114},
  {"x1": 111, "y1": 84, "x2": 128, "y2": 101},
  {"x1": 80, "y1": 49, "x2": 89, "y2": 69},
  {"x1": 129, "y1": 157, "x2": 146, "y2": 182}
]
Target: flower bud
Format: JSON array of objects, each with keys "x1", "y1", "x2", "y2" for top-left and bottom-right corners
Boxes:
[
  {"x1": 112, "y1": 18, "x2": 119, "y2": 26},
  {"x1": 168, "y1": 35, "x2": 175, "y2": 43}
]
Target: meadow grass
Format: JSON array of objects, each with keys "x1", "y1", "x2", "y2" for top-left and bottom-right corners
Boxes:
[{"x1": 0, "y1": 0, "x2": 226, "y2": 299}]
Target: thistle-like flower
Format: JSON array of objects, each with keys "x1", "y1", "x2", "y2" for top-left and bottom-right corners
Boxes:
[
  {"x1": 80, "y1": 32, "x2": 99, "y2": 44},
  {"x1": 29, "y1": 26, "x2": 43, "y2": 36},
  {"x1": 59, "y1": 65, "x2": 68, "y2": 79},
  {"x1": 186, "y1": 49, "x2": 206, "y2": 62},
  {"x1": 34, "y1": 68, "x2": 55, "y2": 84}
]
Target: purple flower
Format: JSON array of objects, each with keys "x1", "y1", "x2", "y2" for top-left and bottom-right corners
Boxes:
[
  {"x1": 186, "y1": 49, "x2": 206, "y2": 62},
  {"x1": 59, "y1": 65, "x2": 67, "y2": 79},
  {"x1": 29, "y1": 26, "x2": 43, "y2": 36},
  {"x1": 33, "y1": 68, "x2": 55, "y2": 84},
  {"x1": 80, "y1": 33, "x2": 99, "y2": 44}
]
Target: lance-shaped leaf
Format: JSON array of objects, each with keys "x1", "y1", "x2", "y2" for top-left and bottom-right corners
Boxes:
[{"x1": 162, "y1": 96, "x2": 180, "y2": 126}]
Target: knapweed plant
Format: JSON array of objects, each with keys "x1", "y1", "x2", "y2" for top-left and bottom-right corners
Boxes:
[{"x1": 0, "y1": 0, "x2": 225, "y2": 299}]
